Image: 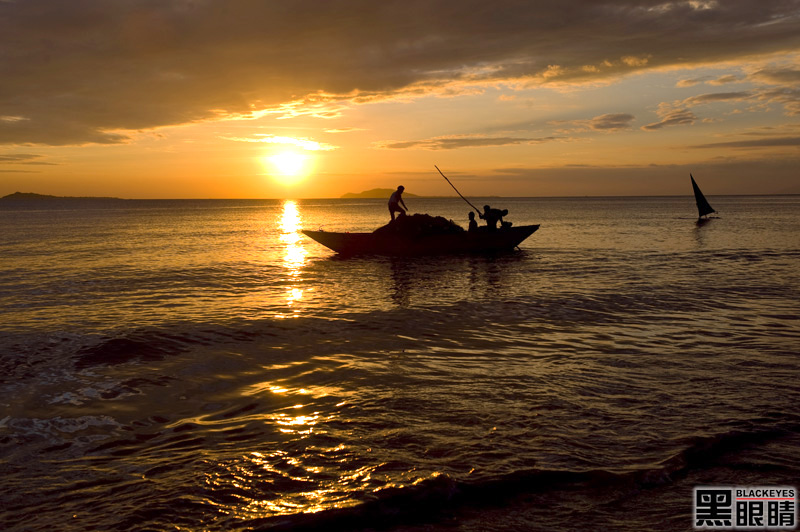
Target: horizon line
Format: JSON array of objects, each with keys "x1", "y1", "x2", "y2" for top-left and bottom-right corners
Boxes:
[{"x1": 4, "y1": 192, "x2": 800, "y2": 201}]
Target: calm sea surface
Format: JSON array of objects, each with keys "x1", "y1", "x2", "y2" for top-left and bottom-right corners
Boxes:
[{"x1": 1, "y1": 196, "x2": 799, "y2": 531}]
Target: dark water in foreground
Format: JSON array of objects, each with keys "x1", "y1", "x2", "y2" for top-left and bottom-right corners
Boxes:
[{"x1": 1, "y1": 196, "x2": 798, "y2": 531}]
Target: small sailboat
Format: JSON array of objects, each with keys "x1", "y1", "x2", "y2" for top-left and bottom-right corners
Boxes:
[{"x1": 690, "y1": 174, "x2": 716, "y2": 221}]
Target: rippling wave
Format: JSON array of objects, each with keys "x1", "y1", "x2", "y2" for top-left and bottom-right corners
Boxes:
[{"x1": 1, "y1": 196, "x2": 798, "y2": 531}]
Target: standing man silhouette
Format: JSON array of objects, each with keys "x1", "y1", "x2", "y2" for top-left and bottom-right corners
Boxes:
[{"x1": 388, "y1": 186, "x2": 408, "y2": 221}]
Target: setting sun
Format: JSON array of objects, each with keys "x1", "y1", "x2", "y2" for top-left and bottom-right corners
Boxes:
[{"x1": 267, "y1": 151, "x2": 312, "y2": 184}]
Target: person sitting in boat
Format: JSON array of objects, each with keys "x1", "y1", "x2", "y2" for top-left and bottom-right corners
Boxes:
[
  {"x1": 467, "y1": 211, "x2": 478, "y2": 232},
  {"x1": 388, "y1": 185, "x2": 408, "y2": 221},
  {"x1": 480, "y1": 204, "x2": 506, "y2": 231},
  {"x1": 500, "y1": 210, "x2": 512, "y2": 229}
]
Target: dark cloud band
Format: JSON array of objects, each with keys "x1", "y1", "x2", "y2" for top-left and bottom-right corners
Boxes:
[{"x1": 2, "y1": 0, "x2": 799, "y2": 145}]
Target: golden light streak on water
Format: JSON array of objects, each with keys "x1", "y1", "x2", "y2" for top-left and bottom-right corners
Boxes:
[
  {"x1": 271, "y1": 411, "x2": 320, "y2": 435},
  {"x1": 232, "y1": 450, "x2": 367, "y2": 517},
  {"x1": 276, "y1": 200, "x2": 307, "y2": 318}
]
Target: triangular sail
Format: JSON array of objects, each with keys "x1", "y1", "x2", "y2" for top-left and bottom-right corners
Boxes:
[{"x1": 690, "y1": 174, "x2": 715, "y2": 218}]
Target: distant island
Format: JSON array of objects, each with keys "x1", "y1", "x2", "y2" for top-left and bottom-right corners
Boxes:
[
  {"x1": 0, "y1": 192, "x2": 123, "y2": 201},
  {"x1": 340, "y1": 188, "x2": 420, "y2": 199}
]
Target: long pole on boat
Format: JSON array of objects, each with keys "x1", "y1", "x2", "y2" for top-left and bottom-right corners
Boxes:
[{"x1": 435, "y1": 165, "x2": 481, "y2": 214}]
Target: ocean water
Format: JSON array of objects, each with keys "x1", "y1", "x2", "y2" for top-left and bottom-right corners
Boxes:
[{"x1": 1, "y1": 195, "x2": 798, "y2": 531}]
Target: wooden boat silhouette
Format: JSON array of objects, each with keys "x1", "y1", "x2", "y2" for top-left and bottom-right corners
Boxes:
[{"x1": 303, "y1": 215, "x2": 539, "y2": 256}]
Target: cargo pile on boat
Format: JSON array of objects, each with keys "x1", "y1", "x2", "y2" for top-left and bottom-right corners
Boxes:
[{"x1": 372, "y1": 214, "x2": 464, "y2": 237}]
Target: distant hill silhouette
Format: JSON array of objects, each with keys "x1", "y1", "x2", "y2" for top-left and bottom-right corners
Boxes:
[
  {"x1": 340, "y1": 188, "x2": 420, "y2": 199},
  {"x1": 1, "y1": 192, "x2": 123, "y2": 201}
]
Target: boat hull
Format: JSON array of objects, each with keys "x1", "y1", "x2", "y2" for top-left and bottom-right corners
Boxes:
[{"x1": 302, "y1": 225, "x2": 540, "y2": 256}]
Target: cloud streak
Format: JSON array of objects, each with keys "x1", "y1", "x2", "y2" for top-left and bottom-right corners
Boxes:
[
  {"x1": 0, "y1": 153, "x2": 42, "y2": 162},
  {"x1": 378, "y1": 135, "x2": 564, "y2": 150},
  {"x1": 222, "y1": 135, "x2": 337, "y2": 151},
  {"x1": 642, "y1": 108, "x2": 697, "y2": 130},
  {"x1": 1, "y1": 0, "x2": 800, "y2": 145},
  {"x1": 691, "y1": 136, "x2": 800, "y2": 149},
  {"x1": 646, "y1": 85, "x2": 800, "y2": 131},
  {"x1": 0, "y1": 153, "x2": 55, "y2": 165},
  {"x1": 589, "y1": 113, "x2": 636, "y2": 130}
]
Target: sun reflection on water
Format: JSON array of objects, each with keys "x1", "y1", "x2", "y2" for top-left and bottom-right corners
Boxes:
[
  {"x1": 203, "y1": 376, "x2": 388, "y2": 521},
  {"x1": 272, "y1": 411, "x2": 320, "y2": 435},
  {"x1": 277, "y1": 200, "x2": 308, "y2": 318},
  {"x1": 208, "y1": 449, "x2": 356, "y2": 519}
]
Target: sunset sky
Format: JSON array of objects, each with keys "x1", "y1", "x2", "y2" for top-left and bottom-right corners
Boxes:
[{"x1": 1, "y1": 0, "x2": 799, "y2": 198}]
